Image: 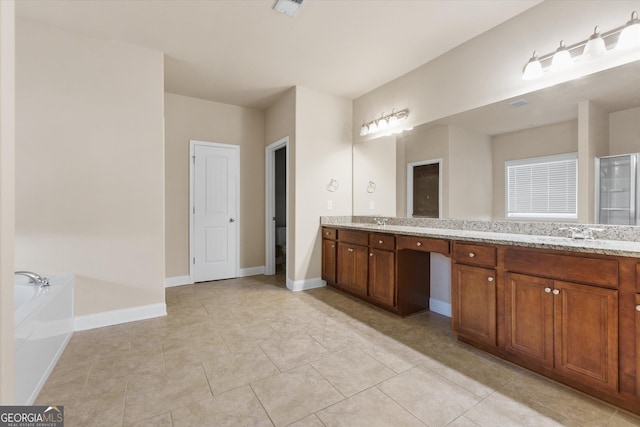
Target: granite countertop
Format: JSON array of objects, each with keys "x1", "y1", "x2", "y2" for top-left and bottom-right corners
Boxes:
[{"x1": 322, "y1": 221, "x2": 640, "y2": 258}]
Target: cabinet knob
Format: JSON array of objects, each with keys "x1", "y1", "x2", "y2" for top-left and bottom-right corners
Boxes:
[
  {"x1": 370, "y1": 253, "x2": 374, "y2": 257},
  {"x1": 636, "y1": 305, "x2": 640, "y2": 312},
  {"x1": 552, "y1": 289, "x2": 560, "y2": 295},
  {"x1": 469, "y1": 253, "x2": 475, "y2": 258},
  {"x1": 326, "y1": 232, "x2": 329, "y2": 236},
  {"x1": 487, "y1": 277, "x2": 494, "y2": 282},
  {"x1": 544, "y1": 287, "x2": 551, "y2": 293},
  {"x1": 416, "y1": 242, "x2": 422, "y2": 247},
  {"x1": 378, "y1": 240, "x2": 383, "y2": 244},
  {"x1": 331, "y1": 244, "x2": 335, "y2": 248},
  {"x1": 348, "y1": 248, "x2": 354, "y2": 252}
]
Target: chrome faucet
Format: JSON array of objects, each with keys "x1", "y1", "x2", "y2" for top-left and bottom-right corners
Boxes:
[
  {"x1": 15, "y1": 271, "x2": 50, "y2": 287},
  {"x1": 559, "y1": 227, "x2": 603, "y2": 240},
  {"x1": 374, "y1": 217, "x2": 389, "y2": 227}
]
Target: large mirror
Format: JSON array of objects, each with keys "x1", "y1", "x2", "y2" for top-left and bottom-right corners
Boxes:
[{"x1": 353, "y1": 60, "x2": 640, "y2": 224}]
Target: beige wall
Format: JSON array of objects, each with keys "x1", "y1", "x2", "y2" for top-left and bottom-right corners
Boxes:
[
  {"x1": 294, "y1": 86, "x2": 352, "y2": 284},
  {"x1": 354, "y1": 1, "x2": 640, "y2": 144},
  {"x1": 578, "y1": 101, "x2": 609, "y2": 223},
  {"x1": 397, "y1": 125, "x2": 450, "y2": 217},
  {"x1": 492, "y1": 120, "x2": 578, "y2": 219},
  {"x1": 449, "y1": 126, "x2": 493, "y2": 220},
  {"x1": 0, "y1": 0, "x2": 15, "y2": 405},
  {"x1": 164, "y1": 93, "x2": 265, "y2": 278},
  {"x1": 265, "y1": 88, "x2": 296, "y2": 279},
  {"x1": 610, "y1": 106, "x2": 640, "y2": 155},
  {"x1": 15, "y1": 19, "x2": 165, "y2": 316},
  {"x1": 353, "y1": 135, "x2": 396, "y2": 216}
]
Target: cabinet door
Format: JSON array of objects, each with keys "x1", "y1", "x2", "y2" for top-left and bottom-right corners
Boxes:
[
  {"x1": 337, "y1": 242, "x2": 368, "y2": 297},
  {"x1": 554, "y1": 281, "x2": 618, "y2": 393},
  {"x1": 504, "y1": 273, "x2": 554, "y2": 368},
  {"x1": 369, "y1": 249, "x2": 395, "y2": 307},
  {"x1": 636, "y1": 294, "x2": 640, "y2": 400},
  {"x1": 452, "y1": 264, "x2": 497, "y2": 346},
  {"x1": 321, "y1": 239, "x2": 337, "y2": 284}
]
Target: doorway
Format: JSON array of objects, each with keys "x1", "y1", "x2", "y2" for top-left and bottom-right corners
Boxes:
[
  {"x1": 265, "y1": 137, "x2": 289, "y2": 276},
  {"x1": 189, "y1": 140, "x2": 240, "y2": 282},
  {"x1": 407, "y1": 159, "x2": 442, "y2": 218}
]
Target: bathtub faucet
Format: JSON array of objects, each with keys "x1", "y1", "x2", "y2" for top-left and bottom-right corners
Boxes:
[{"x1": 15, "y1": 271, "x2": 50, "y2": 287}]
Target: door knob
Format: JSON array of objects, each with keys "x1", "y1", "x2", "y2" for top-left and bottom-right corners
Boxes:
[{"x1": 229, "y1": 218, "x2": 235, "y2": 223}]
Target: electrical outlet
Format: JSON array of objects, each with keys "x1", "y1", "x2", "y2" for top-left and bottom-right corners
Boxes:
[
  {"x1": 327, "y1": 200, "x2": 333, "y2": 210},
  {"x1": 369, "y1": 200, "x2": 375, "y2": 209}
]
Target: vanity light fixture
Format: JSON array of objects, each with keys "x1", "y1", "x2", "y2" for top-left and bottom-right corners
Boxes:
[
  {"x1": 522, "y1": 10, "x2": 640, "y2": 80},
  {"x1": 360, "y1": 108, "x2": 410, "y2": 136}
]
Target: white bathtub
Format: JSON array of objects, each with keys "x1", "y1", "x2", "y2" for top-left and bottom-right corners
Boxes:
[{"x1": 14, "y1": 275, "x2": 74, "y2": 405}]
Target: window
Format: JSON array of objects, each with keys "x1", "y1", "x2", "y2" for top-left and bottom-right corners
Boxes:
[{"x1": 506, "y1": 153, "x2": 578, "y2": 220}]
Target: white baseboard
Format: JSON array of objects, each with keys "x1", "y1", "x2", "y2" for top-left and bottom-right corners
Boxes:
[
  {"x1": 287, "y1": 277, "x2": 326, "y2": 292},
  {"x1": 165, "y1": 275, "x2": 193, "y2": 287},
  {"x1": 238, "y1": 266, "x2": 265, "y2": 277},
  {"x1": 74, "y1": 303, "x2": 167, "y2": 331},
  {"x1": 429, "y1": 298, "x2": 452, "y2": 317}
]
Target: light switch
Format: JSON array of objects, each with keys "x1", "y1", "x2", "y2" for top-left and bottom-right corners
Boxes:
[
  {"x1": 369, "y1": 200, "x2": 375, "y2": 209},
  {"x1": 327, "y1": 200, "x2": 333, "y2": 210}
]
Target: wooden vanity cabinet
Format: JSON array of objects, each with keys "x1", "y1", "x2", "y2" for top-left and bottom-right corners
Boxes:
[
  {"x1": 368, "y1": 233, "x2": 396, "y2": 308},
  {"x1": 452, "y1": 242, "x2": 497, "y2": 347},
  {"x1": 321, "y1": 227, "x2": 338, "y2": 284},
  {"x1": 335, "y1": 230, "x2": 370, "y2": 297},
  {"x1": 636, "y1": 293, "x2": 640, "y2": 400},
  {"x1": 504, "y1": 249, "x2": 619, "y2": 393},
  {"x1": 337, "y1": 241, "x2": 369, "y2": 297}
]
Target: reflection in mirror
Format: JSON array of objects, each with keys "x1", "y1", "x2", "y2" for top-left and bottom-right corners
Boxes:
[
  {"x1": 407, "y1": 160, "x2": 441, "y2": 218},
  {"x1": 352, "y1": 61, "x2": 640, "y2": 224}
]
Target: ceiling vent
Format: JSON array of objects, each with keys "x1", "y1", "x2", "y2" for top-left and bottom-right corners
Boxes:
[
  {"x1": 273, "y1": 0, "x2": 306, "y2": 17},
  {"x1": 507, "y1": 98, "x2": 531, "y2": 108}
]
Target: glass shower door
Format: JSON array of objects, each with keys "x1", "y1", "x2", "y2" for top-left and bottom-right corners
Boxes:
[{"x1": 596, "y1": 154, "x2": 636, "y2": 225}]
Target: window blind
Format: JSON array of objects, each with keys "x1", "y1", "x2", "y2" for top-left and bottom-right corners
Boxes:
[{"x1": 506, "y1": 153, "x2": 578, "y2": 220}]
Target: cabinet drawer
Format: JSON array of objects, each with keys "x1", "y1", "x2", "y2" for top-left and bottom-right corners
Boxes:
[
  {"x1": 453, "y1": 243, "x2": 496, "y2": 267},
  {"x1": 396, "y1": 235, "x2": 450, "y2": 255},
  {"x1": 504, "y1": 249, "x2": 618, "y2": 289},
  {"x1": 322, "y1": 227, "x2": 337, "y2": 240},
  {"x1": 338, "y1": 229, "x2": 369, "y2": 246},
  {"x1": 369, "y1": 233, "x2": 395, "y2": 251}
]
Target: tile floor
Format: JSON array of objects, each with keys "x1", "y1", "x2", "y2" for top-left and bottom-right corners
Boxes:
[{"x1": 36, "y1": 274, "x2": 640, "y2": 426}]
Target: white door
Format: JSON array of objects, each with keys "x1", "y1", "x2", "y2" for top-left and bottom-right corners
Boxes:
[{"x1": 191, "y1": 141, "x2": 239, "y2": 282}]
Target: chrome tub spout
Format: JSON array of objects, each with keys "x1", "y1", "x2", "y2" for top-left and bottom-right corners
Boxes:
[{"x1": 15, "y1": 271, "x2": 50, "y2": 287}]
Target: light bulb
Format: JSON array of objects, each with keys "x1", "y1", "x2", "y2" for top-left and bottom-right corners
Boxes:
[
  {"x1": 551, "y1": 41, "x2": 573, "y2": 71},
  {"x1": 616, "y1": 11, "x2": 640, "y2": 50},
  {"x1": 378, "y1": 117, "x2": 389, "y2": 131},
  {"x1": 582, "y1": 26, "x2": 607, "y2": 60},
  {"x1": 368, "y1": 121, "x2": 378, "y2": 134},
  {"x1": 388, "y1": 114, "x2": 399, "y2": 128},
  {"x1": 360, "y1": 123, "x2": 368, "y2": 136},
  {"x1": 522, "y1": 51, "x2": 543, "y2": 80}
]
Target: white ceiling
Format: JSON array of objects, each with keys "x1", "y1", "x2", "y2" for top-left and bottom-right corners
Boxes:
[{"x1": 16, "y1": 0, "x2": 540, "y2": 109}]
